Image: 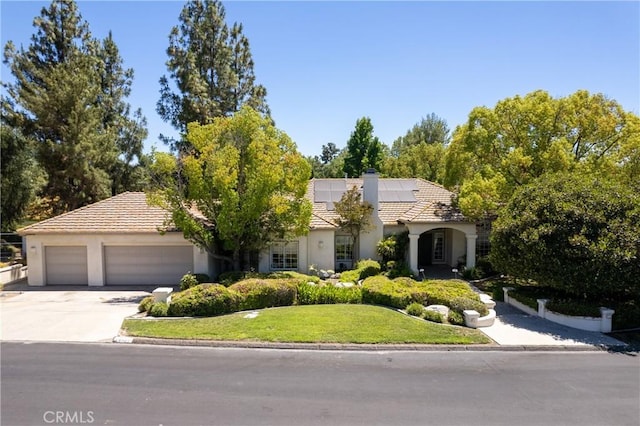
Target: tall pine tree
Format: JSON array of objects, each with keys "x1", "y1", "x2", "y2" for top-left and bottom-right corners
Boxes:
[
  {"x1": 3, "y1": 0, "x2": 147, "y2": 215},
  {"x1": 157, "y1": 0, "x2": 270, "y2": 152}
]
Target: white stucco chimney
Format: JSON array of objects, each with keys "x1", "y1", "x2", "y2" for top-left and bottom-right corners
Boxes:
[{"x1": 359, "y1": 169, "x2": 383, "y2": 260}]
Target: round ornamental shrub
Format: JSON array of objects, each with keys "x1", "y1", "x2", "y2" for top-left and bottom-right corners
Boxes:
[
  {"x1": 138, "y1": 295, "x2": 155, "y2": 313},
  {"x1": 448, "y1": 297, "x2": 489, "y2": 317},
  {"x1": 228, "y1": 279, "x2": 298, "y2": 311},
  {"x1": 167, "y1": 284, "x2": 241, "y2": 317},
  {"x1": 339, "y1": 270, "x2": 359, "y2": 284},
  {"x1": 406, "y1": 302, "x2": 425, "y2": 317},
  {"x1": 149, "y1": 302, "x2": 169, "y2": 317},
  {"x1": 355, "y1": 259, "x2": 381, "y2": 279}
]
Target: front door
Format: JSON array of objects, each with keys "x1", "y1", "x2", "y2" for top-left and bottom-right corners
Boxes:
[{"x1": 432, "y1": 231, "x2": 445, "y2": 264}]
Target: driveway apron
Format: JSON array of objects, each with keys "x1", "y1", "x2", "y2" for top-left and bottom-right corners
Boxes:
[{"x1": 1, "y1": 287, "x2": 149, "y2": 342}]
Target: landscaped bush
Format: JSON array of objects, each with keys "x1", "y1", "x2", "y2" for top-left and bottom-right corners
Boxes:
[
  {"x1": 422, "y1": 309, "x2": 444, "y2": 323},
  {"x1": 422, "y1": 280, "x2": 483, "y2": 307},
  {"x1": 167, "y1": 284, "x2": 241, "y2": 317},
  {"x1": 179, "y1": 273, "x2": 199, "y2": 291},
  {"x1": 385, "y1": 261, "x2": 413, "y2": 279},
  {"x1": 448, "y1": 297, "x2": 489, "y2": 317},
  {"x1": 448, "y1": 310, "x2": 465, "y2": 326},
  {"x1": 611, "y1": 299, "x2": 640, "y2": 330},
  {"x1": 361, "y1": 276, "x2": 423, "y2": 309},
  {"x1": 149, "y1": 302, "x2": 169, "y2": 317},
  {"x1": 138, "y1": 295, "x2": 155, "y2": 313},
  {"x1": 545, "y1": 300, "x2": 601, "y2": 318},
  {"x1": 339, "y1": 270, "x2": 360, "y2": 284},
  {"x1": 229, "y1": 279, "x2": 298, "y2": 311},
  {"x1": 392, "y1": 277, "x2": 417, "y2": 287},
  {"x1": 297, "y1": 282, "x2": 362, "y2": 305},
  {"x1": 405, "y1": 302, "x2": 425, "y2": 317},
  {"x1": 218, "y1": 271, "x2": 246, "y2": 286},
  {"x1": 356, "y1": 259, "x2": 381, "y2": 280}
]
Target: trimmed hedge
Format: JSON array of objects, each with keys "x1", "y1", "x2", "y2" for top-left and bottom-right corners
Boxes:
[
  {"x1": 167, "y1": 284, "x2": 241, "y2": 317},
  {"x1": 218, "y1": 271, "x2": 320, "y2": 286},
  {"x1": 297, "y1": 282, "x2": 362, "y2": 305},
  {"x1": 229, "y1": 278, "x2": 298, "y2": 311},
  {"x1": 339, "y1": 259, "x2": 382, "y2": 284},
  {"x1": 361, "y1": 276, "x2": 425, "y2": 308},
  {"x1": 149, "y1": 302, "x2": 169, "y2": 317}
]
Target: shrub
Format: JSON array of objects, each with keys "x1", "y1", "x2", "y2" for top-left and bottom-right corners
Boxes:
[
  {"x1": 355, "y1": 259, "x2": 381, "y2": 279},
  {"x1": 393, "y1": 277, "x2": 417, "y2": 287},
  {"x1": 149, "y1": 302, "x2": 169, "y2": 317},
  {"x1": 386, "y1": 261, "x2": 413, "y2": 279},
  {"x1": 168, "y1": 284, "x2": 241, "y2": 317},
  {"x1": 297, "y1": 282, "x2": 362, "y2": 305},
  {"x1": 406, "y1": 302, "x2": 425, "y2": 317},
  {"x1": 179, "y1": 273, "x2": 199, "y2": 291},
  {"x1": 138, "y1": 295, "x2": 155, "y2": 313},
  {"x1": 612, "y1": 299, "x2": 640, "y2": 330},
  {"x1": 339, "y1": 270, "x2": 360, "y2": 284},
  {"x1": 448, "y1": 297, "x2": 489, "y2": 317},
  {"x1": 545, "y1": 300, "x2": 601, "y2": 318},
  {"x1": 229, "y1": 279, "x2": 298, "y2": 311},
  {"x1": 361, "y1": 276, "x2": 418, "y2": 309},
  {"x1": 448, "y1": 310, "x2": 465, "y2": 326},
  {"x1": 422, "y1": 309, "x2": 444, "y2": 323},
  {"x1": 218, "y1": 271, "x2": 246, "y2": 286},
  {"x1": 194, "y1": 273, "x2": 210, "y2": 283}
]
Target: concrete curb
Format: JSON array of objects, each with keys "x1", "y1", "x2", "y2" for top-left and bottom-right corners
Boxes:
[{"x1": 114, "y1": 335, "x2": 631, "y2": 352}]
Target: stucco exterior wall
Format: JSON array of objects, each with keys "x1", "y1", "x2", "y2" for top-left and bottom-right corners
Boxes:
[
  {"x1": 24, "y1": 232, "x2": 206, "y2": 286},
  {"x1": 451, "y1": 229, "x2": 467, "y2": 267},
  {"x1": 306, "y1": 230, "x2": 335, "y2": 272}
]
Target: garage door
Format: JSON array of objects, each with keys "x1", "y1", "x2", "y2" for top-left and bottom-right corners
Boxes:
[
  {"x1": 45, "y1": 246, "x2": 88, "y2": 285},
  {"x1": 104, "y1": 246, "x2": 194, "y2": 285}
]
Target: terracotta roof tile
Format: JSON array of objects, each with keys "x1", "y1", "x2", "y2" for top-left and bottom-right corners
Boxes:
[
  {"x1": 308, "y1": 178, "x2": 466, "y2": 227},
  {"x1": 18, "y1": 192, "x2": 174, "y2": 235}
]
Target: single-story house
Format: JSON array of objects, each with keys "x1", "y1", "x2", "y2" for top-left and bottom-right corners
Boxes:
[
  {"x1": 259, "y1": 170, "x2": 477, "y2": 275},
  {"x1": 18, "y1": 192, "x2": 210, "y2": 286},
  {"x1": 19, "y1": 170, "x2": 477, "y2": 286}
]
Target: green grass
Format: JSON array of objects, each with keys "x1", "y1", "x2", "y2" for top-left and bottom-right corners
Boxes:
[{"x1": 122, "y1": 304, "x2": 491, "y2": 344}]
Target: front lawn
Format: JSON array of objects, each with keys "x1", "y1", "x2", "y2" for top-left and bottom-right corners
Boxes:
[{"x1": 122, "y1": 304, "x2": 491, "y2": 344}]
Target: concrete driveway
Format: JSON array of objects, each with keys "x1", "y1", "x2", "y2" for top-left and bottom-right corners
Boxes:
[{"x1": 1, "y1": 283, "x2": 151, "y2": 342}]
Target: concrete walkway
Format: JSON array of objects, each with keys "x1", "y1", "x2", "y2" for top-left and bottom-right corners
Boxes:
[{"x1": 479, "y1": 301, "x2": 625, "y2": 347}]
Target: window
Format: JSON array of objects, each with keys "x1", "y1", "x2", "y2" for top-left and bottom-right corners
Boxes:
[
  {"x1": 270, "y1": 241, "x2": 298, "y2": 270},
  {"x1": 335, "y1": 235, "x2": 354, "y2": 271},
  {"x1": 476, "y1": 221, "x2": 491, "y2": 258}
]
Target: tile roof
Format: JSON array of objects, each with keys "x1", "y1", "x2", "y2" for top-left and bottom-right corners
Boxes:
[
  {"x1": 18, "y1": 192, "x2": 175, "y2": 235},
  {"x1": 307, "y1": 178, "x2": 466, "y2": 228}
]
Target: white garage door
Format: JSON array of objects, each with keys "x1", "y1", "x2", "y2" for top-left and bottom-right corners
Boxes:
[
  {"x1": 45, "y1": 246, "x2": 88, "y2": 285},
  {"x1": 104, "y1": 246, "x2": 194, "y2": 286}
]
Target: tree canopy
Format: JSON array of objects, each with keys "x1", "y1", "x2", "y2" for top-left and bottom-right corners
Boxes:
[
  {"x1": 2, "y1": 0, "x2": 146, "y2": 217},
  {"x1": 444, "y1": 90, "x2": 640, "y2": 219},
  {"x1": 333, "y1": 186, "x2": 373, "y2": 253},
  {"x1": 149, "y1": 107, "x2": 311, "y2": 271},
  {"x1": 490, "y1": 172, "x2": 640, "y2": 301},
  {"x1": 343, "y1": 117, "x2": 384, "y2": 177},
  {"x1": 157, "y1": 0, "x2": 269, "y2": 152}
]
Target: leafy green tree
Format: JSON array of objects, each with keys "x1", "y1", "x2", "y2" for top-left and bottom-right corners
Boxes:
[
  {"x1": 320, "y1": 142, "x2": 340, "y2": 164},
  {"x1": 382, "y1": 143, "x2": 446, "y2": 183},
  {"x1": 149, "y1": 107, "x2": 311, "y2": 271},
  {"x1": 0, "y1": 98, "x2": 45, "y2": 231},
  {"x1": 307, "y1": 149, "x2": 347, "y2": 178},
  {"x1": 444, "y1": 90, "x2": 639, "y2": 219},
  {"x1": 390, "y1": 113, "x2": 450, "y2": 157},
  {"x1": 343, "y1": 117, "x2": 384, "y2": 177},
  {"x1": 490, "y1": 173, "x2": 640, "y2": 301},
  {"x1": 333, "y1": 186, "x2": 373, "y2": 255},
  {"x1": 3, "y1": 0, "x2": 147, "y2": 214},
  {"x1": 157, "y1": 0, "x2": 269, "y2": 152}
]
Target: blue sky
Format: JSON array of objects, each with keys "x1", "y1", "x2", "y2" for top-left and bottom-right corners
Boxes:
[{"x1": 2, "y1": 1, "x2": 639, "y2": 157}]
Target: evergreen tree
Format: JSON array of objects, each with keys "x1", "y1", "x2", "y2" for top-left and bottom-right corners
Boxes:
[
  {"x1": 157, "y1": 0, "x2": 269, "y2": 152},
  {"x1": 343, "y1": 117, "x2": 383, "y2": 177},
  {"x1": 3, "y1": 0, "x2": 147, "y2": 214}
]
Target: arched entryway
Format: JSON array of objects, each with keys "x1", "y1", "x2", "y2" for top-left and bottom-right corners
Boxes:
[
  {"x1": 406, "y1": 223, "x2": 477, "y2": 276},
  {"x1": 417, "y1": 228, "x2": 447, "y2": 269}
]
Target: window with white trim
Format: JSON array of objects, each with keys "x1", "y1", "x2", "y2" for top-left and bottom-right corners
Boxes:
[
  {"x1": 335, "y1": 235, "x2": 354, "y2": 271},
  {"x1": 270, "y1": 241, "x2": 298, "y2": 270}
]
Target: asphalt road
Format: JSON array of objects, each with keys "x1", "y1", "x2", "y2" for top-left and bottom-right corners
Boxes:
[{"x1": 2, "y1": 342, "x2": 639, "y2": 426}]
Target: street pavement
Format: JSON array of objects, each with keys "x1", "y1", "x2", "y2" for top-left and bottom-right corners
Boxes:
[{"x1": 2, "y1": 342, "x2": 639, "y2": 426}]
